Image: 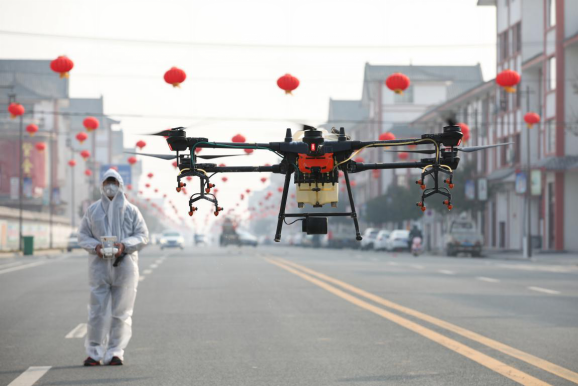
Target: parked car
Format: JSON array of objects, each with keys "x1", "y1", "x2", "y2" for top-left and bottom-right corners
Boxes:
[
  {"x1": 385, "y1": 230, "x2": 410, "y2": 251},
  {"x1": 67, "y1": 233, "x2": 81, "y2": 252},
  {"x1": 237, "y1": 230, "x2": 258, "y2": 247},
  {"x1": 445, "y1": 220, "x2": 483, "y2": 257},
  {"x1": 360, "y1": 228, "x2": 380, "y2": 250},
  {"x1": 373, "y1": 230, "x2": 391, "y2": 251},
  {"x1": 160, "y1": 231, "x2": 185, "y2": 250}
]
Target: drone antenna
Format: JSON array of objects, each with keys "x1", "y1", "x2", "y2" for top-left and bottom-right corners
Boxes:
[
  {"x1": 338, "y1": 127, "x2": 347, "y2": 142},
  {"x1": 285, "y1": 128, "x2": 292, "y2": 143}
]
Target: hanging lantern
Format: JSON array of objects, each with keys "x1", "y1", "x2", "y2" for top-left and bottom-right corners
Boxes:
[
  {"x1": 244, "y1": 149, "x2": 254, "y2": 155},
  {"x1": 458, "y1": 123, "x2": 470, "y2": 142},
  {"x1": 278, "y1": 187, "x2": 283, "y2": 193},
  {"x1": 222, "y1": 176, "x2": 228, "y2": 183},
  {"x1": 398, "y1": 152, "x2": 409, "y2": 160},
  {"x1": 148, "y1": 173, "x2": 154, "y2": 179},
  {"x1": 127, "y1": 184, "x2": 133, "y2": 191},
  {"x1": 496, "y1": 69, "x2": 521, "y2": 93},
  {"x1": 76, "y1": 132, "x2": 88, "y2": 144},
  {"x1": 408, "y1": 144, "x2": 417, "y2": 150},
  {"x1": 277, "y1": 73, "x2": 300, "y2": 95},
  {"x1": 246, "y1": 189, "x2": 251, "y2": 194},
  {"x1": 50, "y1": 56, "x2": 74, "y2": 78},
  {"x1": 26, "y1": 124, "x2": 38, "y2": 137},
  {"x1": 372, "y1": 169, "x2": 380, "y2": 179},
  {"x1": 80, "y1": 150, "x2": 91, "y2": 160},
  {"x1": 232, "y1": 134, "x2": 246, "y2": 143},
  {"x1": 350, "y1": 181, "x2": 357, "y2": 187},
  {"x1": 379, "y1": 132, "x2": 396, "y2": 141},
  {"x1": 164, "y1": 67, "x2": 187, "y2": 88},
  {"x1": 172, "y1": 161, "x2": 178, "y2": 169},
  {"x1": 128, "y1": 156, "x2": 137, "y2": 165},
  {"x1": 154, "y1": 189, "x2": 159, "y2": 193},
  {"x1": 83, "y1": 117, "x2": 100, "y2": 132},
  {"x1": 218, "y1": 163, "x2": 226, "y2": 167},
  {"x1": 68, "y1": 159, "x2": 76, "y2": 167},
  {"x1": 145, "y1": 183, "x2": 150, "y2": 188},
  {"x1": 524, "y1": 112, "x2": 541, "y2": 129},
  {"x1": 240, "y1": 194, "x2": 245, "y2": 200},
  {"x1": 385, "y1": 73, "x2": 410, "y2": 94},
  {"x1": 260, "y1": 177, "x2": 267, "y2": 184},
  {"x1": 35, "y1": 142, "x2": 46, "y2": 152},
  {"x1": 8, "y1": 103, "x2": 25, "y2": 119},
  {"x1": 85, "y1": 169, "x2": 92, "y2": 176},
  {"x1": 354, "y1": 157, "x2": 364, "y2": 163},
  {"x1": 136, "y1": 140, "x2": 147, "y2": 150}
]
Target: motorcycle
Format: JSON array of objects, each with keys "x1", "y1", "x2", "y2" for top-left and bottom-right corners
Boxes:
[{"x1": 411, "y1": 236, "x2": 423, "y2": 257}]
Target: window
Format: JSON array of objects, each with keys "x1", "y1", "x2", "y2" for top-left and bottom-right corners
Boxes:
[
  {"x1": 548, "y1": 57, "x2": 556, "y2": 90},
  {"x1": 546, "y1": 120, "x2": 556, "y2": 154},
  {"x1": 499, "y1": 31, "x2": 509, "y2": 61},
  {"x1": 513, "y1": 24, "x2": 521, "y2": 54},
  {"x1": 499, "y1": 89, "x2": 509, "y2": 112},
  {"x1": 548, "y1": 0, "x2": 556, "y2": 27},
  {"x1": 481, "y1": 98, "x2": 489, "y2": 138},
  {"x1": 393, "y1": 85, "x2": 413, "y2": 104},
  {"x1": 513, "y1": 133, "x2": 521, "y2": 164}
]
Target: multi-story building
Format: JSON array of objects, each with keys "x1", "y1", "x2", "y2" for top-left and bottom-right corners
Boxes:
[{"x1": 411, "y1": 0, "x2": 578, "y2": 252}]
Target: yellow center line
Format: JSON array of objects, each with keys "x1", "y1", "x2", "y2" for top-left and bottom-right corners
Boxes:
[
  {"x1": 273, "y1": 257, "x2": 578, "y2": 385},
  {"x1": 265, "y1": 257, "x2": 551, "y2": 386}
]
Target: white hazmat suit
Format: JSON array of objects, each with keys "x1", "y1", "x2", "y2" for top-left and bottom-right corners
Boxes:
[{"x1": 78, "y1": 169, "x2": 149, "y2": 364}]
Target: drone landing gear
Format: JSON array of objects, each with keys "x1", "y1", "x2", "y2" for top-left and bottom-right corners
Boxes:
[
  {"x1": 185, "y1": 176, "x2": 223, "y2": 216},
  {"x1": 416, "y1": 165, "x2": 454, "y2": 212},
  {"x1": 274, "y1": 170, "x2": 362, "y2": 242}
]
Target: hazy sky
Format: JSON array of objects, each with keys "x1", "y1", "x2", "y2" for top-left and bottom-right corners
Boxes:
[{"x1": 0, "y1": 0, "x2": 496, "y2": 229}]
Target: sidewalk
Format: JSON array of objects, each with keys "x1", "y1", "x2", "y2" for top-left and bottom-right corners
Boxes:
[
  {"x1": 0, "y1": 248, "x2": 83, "y2": 259},
  {"x1": 484, "y1": 250, "x2": 578, "y2": 266}
]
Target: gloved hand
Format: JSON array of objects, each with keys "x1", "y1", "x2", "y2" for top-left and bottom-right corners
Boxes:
[
  {"x1": 114, "y1": 243, "x2": 125, "y2": 258},
  {"x1": 95, "y1": 245, "x2": 104, "y2": 258}
]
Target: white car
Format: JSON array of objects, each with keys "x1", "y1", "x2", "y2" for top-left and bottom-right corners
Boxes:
[
  {"x1": 360, "y1": 228, "x2": 380, "y2": 250},
  {"x1": 160, "y1": 231, "x2": 185, "y2": 250},
  {"x1": 385, "y1": 230, "x2": 410, "y2": 251},
  {"x1": 373, "y1": 230, "x2": 391, "y2": 251}
]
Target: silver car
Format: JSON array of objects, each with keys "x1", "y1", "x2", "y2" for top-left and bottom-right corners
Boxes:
[{"x1": 385, "y1": 230, "x2": 410, "y2": 252}]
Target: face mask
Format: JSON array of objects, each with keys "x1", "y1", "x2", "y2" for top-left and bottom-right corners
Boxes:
[{"x1": 104, "y1": 183, "x2": 119, "y2": 197}]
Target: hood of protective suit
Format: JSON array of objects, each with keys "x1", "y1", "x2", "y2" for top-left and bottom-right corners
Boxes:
[{"x1": 100, "y1": 168, "x2": 127, "y2": 239}]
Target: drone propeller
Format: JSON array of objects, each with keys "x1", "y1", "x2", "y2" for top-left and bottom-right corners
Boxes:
[
  {"x1": 292, "y1": 124, "x2": 339, "y2": 141},
  {"x1": 124, "y1": 151, "x2": 248, "y2": 161},
  {"x1": 145, "y1": 126, "x2": 187, "y2": 137},
  {"x1": 383, "y1": 142, "x2": 513, "y2": 155}
]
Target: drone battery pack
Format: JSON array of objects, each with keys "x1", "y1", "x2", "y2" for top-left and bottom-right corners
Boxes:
[{"x1": 302, "y1": 217, "x2": 328, "y2": 235}]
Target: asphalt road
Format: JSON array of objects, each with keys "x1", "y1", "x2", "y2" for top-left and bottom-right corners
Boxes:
[{"x1": 1, "y1": 245, "x2": 577, "y2": 386}]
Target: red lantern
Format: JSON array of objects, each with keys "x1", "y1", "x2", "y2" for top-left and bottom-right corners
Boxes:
[
  {"x1": 240, "y1": 194, "x2": 245, "y2": 200},
  {"x1": 145, "y1": 183, "x2": 150, "y2": 188},
  {"x1": 350, "y1": 181, "x2": 357, "y2": 187},
  {"x1": 524, "y1": 112, "x2": 541, "y2": 129},
  {"x1": 385, "y1": 73, "x2": 410, "y2": 94},
  {"x1": 50, "y1": 56, "x2": 74, "y2": 78},
  {"x1": 277, "y1": 187, "x2": 283, "y2": 193},
  {"x1": 127, "y1": 184, "x2": 133, "y2": 191},
  {"x1": 80, "y1": 150, "x2": 91, "y2": 160},
  {"x1": 232, "y1": 134, "x2": 246, "y2": 143},
  {"x1": 85, "y1": 169, "x2": 92, "y2": 176},
  {"x1": 354, "y1": 157, "x2": 364, "y2": 163},
  {"x1": 496, "y1": 69, "x2": 521, "y2": 93},
  {"x1": 8, "y1": 103, "x2": 25, "y2": 119},
  {"x1": 128, "y1": 156, "x2": 137, "y2": 165},
  {"x1": 76, "y1": 132, "x2": 88, "y2": 144},
  {"x1": 136, "y1": 140, "x2": 146, "y2": 150},
  {"x1": 244, "y1": 149, "x2": 254, "y2": 155},
  {"x1": 277, "y1": 74, "x2": 300, "y2": 95},
  {"x1": 172, "y1": 161, "x2": 178, "y2": 169},
  {"x1": 68, "y1": 159, "x2": 76, "y2": 167},
  {"x1": 372, "y1": 169, "x2": 380, "y2": 178},
  {"x1": 26, "y1": 124, "x2": 38, "y2": 137},
  {"x1": 186, "y1": 176, "x2": 192, "y2": 181},
  {"x1": 35, "y1": 142, "x2": 46, "y2": 152},
  {"x1": 458, "y1": 123, "x2": 470, "y2": 142},
  {"x1": 246, "y1": 189, "x2": 251, "y2": 194},
  {"x1": 164, "y1": 67, "x2": 187, "y2": 88},
  {"x1": 218, "y1": 163, "x2": 226, "y2": 167},
  {"x1": 147, "y1": 173, "x2": 154, "y2": 179},
  {"x1": 379, "y1": 132, "x2": 396, "y2": 141},
  {"x1": 222, "y1": 177, "x2": 228, "y2": 183},
  {"x1": 154, "y1": 189, "x2": 159, "y2": 193},
  {"x1": 260, "y1": 177, "x2": 267, "y2": 183},
  {"x1": 398, "y1": 152, "x2": 409, "y2": 160},
  {"x1": 83, "y1": 117, "x2": 99, "y2": 132}
]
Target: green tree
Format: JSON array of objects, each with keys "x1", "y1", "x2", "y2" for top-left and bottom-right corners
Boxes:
[{"x1": 365, "y1": 184, "x2": 421, "y2": 225}]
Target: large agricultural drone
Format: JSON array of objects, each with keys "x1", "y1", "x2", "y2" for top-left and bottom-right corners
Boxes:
[{"x1": 131, "y1": 125, "x2": 509, "y2": 242}]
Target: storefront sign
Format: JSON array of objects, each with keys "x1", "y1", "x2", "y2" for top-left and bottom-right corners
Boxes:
[
  {"x1": 515, "y1": 172, "x2": 527, "y2": 194},
  {"x1": 465, "y1": 180, "x2": 475, "y2": 200},
  {"x1": 478, "y1": 178, "x2": 488, "y2": 201},
  {"x1": 531, "y1": 169, "x2": 542, "y2": 196}
]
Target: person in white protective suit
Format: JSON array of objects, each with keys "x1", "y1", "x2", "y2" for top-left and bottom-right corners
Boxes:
[{"x1": 78, "y1": 169, "x2": 149, "y2": 366}]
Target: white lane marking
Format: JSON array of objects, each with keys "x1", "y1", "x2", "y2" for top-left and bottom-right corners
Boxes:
[
  {"x1": 150, "y1": 264, "x2": 158, "y2": 269},
  {"x1": 0, "y1": 256, "x2": 69, "y2": 275},
  {"x1": 155, "y1": 259, "x2": 164, "y2": 264},
  {"x1": 438, "y1": 270, "x2": 455, "y2": 275},
  {"x1": 139, "y1": 276, "x2": 146, "y2": 282},
  {"x1": 410, "y1": 264, "x2": 424, "y2": 269},
  {"x1": 477, "y1": 277, "x2": 500, "y2": 283},
  {"x1": 528, "y1": 286, "x2": 560, "y2": 295},
  {"x1": 498, "y1": 264, "x2": 576, "y2": 273},
  {"x1": 387, "y1": 262, "x2": 399, "y2": 266},
  {"x1": 65, "y1": 323, "x2": 87, "y2": 338},
  {"x1": 142, "y1": 269, "x2": 153, "y2": 275},
  {"x1": 8, "y1": 366, "x2": 51, "y2": 386},
  {"x1": 0, "y1": 261, "x2": 27, "y2": 269}
]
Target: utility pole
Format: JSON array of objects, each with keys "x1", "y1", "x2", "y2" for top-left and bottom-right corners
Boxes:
[
  {"x1": 524, "y1": 85, "x2": 532, "y2": 259},
  {"x1": 18, "y1": 109, "x2": 24, "y2": 252}
]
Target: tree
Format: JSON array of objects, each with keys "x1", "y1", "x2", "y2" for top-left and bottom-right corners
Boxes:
[{"x1": 366, "y1": 184, "x2": 421, "y2": 225}]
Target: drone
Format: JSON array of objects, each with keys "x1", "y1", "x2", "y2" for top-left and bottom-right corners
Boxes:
[{"x1": 130, "y1": 125, "x2": 510, "y2": 242}]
